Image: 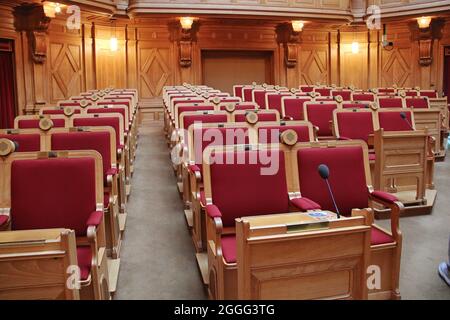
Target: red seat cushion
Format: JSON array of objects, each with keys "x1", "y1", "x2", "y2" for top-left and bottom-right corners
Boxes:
[
  {"x1": 290, "y1": 197, "x2": 321, "y2": 211},
  {"x1": 221, "y1": 234, "x2": 236, "y2": 263},
  {"x1": 352, "y1": 93, "x2": 375, "y2": 102},
  {"x1": 11, "y1": 158, "x2": 97, "y2": 236},
  {"x1": 371, "y1": 190, "x2": 398, "y2": 204},
  {"x1": 76, "y1": 246, "x2": 92, "y2": 281},
  {"x1": 258, "y1": 125, "x2": 311, "y2": 143},
  {"x1": 379, "y1": 98, "x2": 403, "y2": 108},
  {"x1": 0, "y1": 134, "x2": 41, "y2": 152},
  {"x1": 371, "y1": 226, "x2": 394, "y2": 245},
  {"x1": 296, "y1": 146, "x2": 368, "y2": 216},
  {"x1": 406, "y1": 97, "x2": 429, "y2": 109},
  {"x1": 209, "y1": 150, "x2": 289, "y2": 227}
]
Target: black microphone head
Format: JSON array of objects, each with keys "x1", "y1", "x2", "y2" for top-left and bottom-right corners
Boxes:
[
  {"x1": 400, "y1": 111, "x2": 407, "y2": 119},
  {"x1": 318, "y1": 164, "x2": 329, "y2": 180}
]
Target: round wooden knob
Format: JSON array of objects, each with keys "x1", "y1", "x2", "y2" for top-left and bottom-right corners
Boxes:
[
  {"x1": 415, "y1": 86, "x2": 420, "y2": 91},
  {"x1": 392, "y1": 84, "x2": 398, "y2": 89},
  {"x1": 39, "y1": 118, "x2": 54, "y2": 131},
  {"x1": 212, "y1": 97, "x2": 221, "y2": 105},
  {"x1": 63, "y1": 106, "x2": 75, "y2": 116},
  {"x1": 369, "y1": 102, "x2": 379, "y2": 111},
  {"x1": 245, "y1": 111, "x2": 258, "y2": 124},
  {"x1": 0, "y1": 138, "x2": 16, "y2": 156},
  {"x1": 290, "y1": 88, "x2": 296, "y2": 93},
  {"x1": 308, "y1": 92, "x2": 317, "y2": 98},
  {"x1": 225, "y1": 103, "x2": 236, "y2": 113},
  {"x1": 334, "y1": 95, "x2": 343, "y2": 103},
  {"x1": 399, "y1": 91, "x2": 406, "y2": 98},
  {"x1": 91, "y1": 94, "x2": 99, "y2": 101},
  {"x1": 349, "y1": 85, "x2": 355, "y2": 91},
  {"x1": 280, "y1": 129, "x2": 298, "y2": 146},
  {"x1": 79, "y1": 99, "x2": 89, "y2": 107},
  {"x1": 252, "y1": 81, "x2": 257, "y2": 86},
  {"x1": 262, "y1": 83, "x2": 267, "y2": 88}
]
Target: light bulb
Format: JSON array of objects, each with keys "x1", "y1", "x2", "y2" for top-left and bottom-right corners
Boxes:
[
  {"x1": 180, "y1": 17, "x2": 194, "y2": 30},
  {"x1": 54, "y1": 3, "x2": 61, "y2": 14},
  {"x1": 417, "y1": 16, "x2": 431, "y2": 29},
  {"x1": 291, "y1": 20, "x2": 305, "y2": 32},
  {"x1": 351, "y1": 41, "x2": 359, "y2": 54},
  {"x1": 110, "y1": 37, "x2": 118, "y2": 52}
]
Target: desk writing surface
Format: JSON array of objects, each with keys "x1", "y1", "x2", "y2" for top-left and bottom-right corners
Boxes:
[{"x1": 241, "y1": 211, "x2": 338, "y2": 228}]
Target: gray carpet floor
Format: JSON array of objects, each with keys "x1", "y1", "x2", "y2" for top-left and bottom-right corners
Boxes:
[{"x1": 115, "y1": 121, "x2": 450, "y2": 300}]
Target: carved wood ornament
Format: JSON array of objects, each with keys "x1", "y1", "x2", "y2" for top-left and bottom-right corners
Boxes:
[
  {"x1": 13, "y1": 3, "x2": 51, "y2": 64},
  {"x1": 177, "y1": 20, "x2": 199, "y2": 68},
  {"x1": 409, "y1": 18, "x2": 444, "y2": 67},
  {"x1": 276, "y1": 23, "x2": 301, "y2": 68}
]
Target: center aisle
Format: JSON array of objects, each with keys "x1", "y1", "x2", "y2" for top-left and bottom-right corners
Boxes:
[{"x1": 115, "y1": 120, "x2": 206, "y2": 299}]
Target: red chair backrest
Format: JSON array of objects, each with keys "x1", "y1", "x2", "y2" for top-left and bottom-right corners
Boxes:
[
  {"x1": 18, "y1": 119, "x2": 65, "y2": 129},
  {"x1": 378, "y1": 97, "x2": 403, "y2": 108},
  {"x1": 234, "y1": 111, "x2": 278, "y2": 123},
  {"x1": 419, "y1": 91, "x2": 437, "y2": 98},
  {"x1": 315, "y1": 88, "x2": 331, "y2": 96},
  {"x1": 266, "y1": 93, "x2": 291, "y2": 113},
  {"x1": 332, "y1": 90, "x2": 352, "y2": 101},
  {"x1": 405, "y1": 91, "x2": 418, "y2": 96},
  {"x1": 51, "y1": 131, "x2": 112, "y2": 178},
  {"x1": 11, "y1": 157, "x2": 97, "y2": 236},
  {"x1": 405, "y1": 97, "x2": 429, "y2": 109},
  {"x1": 336, "y1": 112, "x2": 374, "y2": 143},
  {"x1": 342, "y1": 102, "x2": 371, "y2": 109},
  {"x1": 257, "y1": 125, "x2": 312, "y2": 143},
  {"x1": 209, "y1": 149, "x2": 289, "y2": 227},
  {"x1": 253, "y1": 90, "x2": 272, "y2": 109},
  {"x1": 0, "y1": 134, "x2": 40, "y2": 152},
  {"x1": 42, "y1": 109, "x2": 81, "y2": 115},
  {"x1": 73, "y1": 117, "x2": 121, "y2": 148},
  {"x1": 296, "y1": 146, "x2": 368, "y2": 215},
  {"x1": 234, "y1": 86, "x2": 244, "y2": 98},
  {"x1": 305, "y1": 103, "x2": 337, "y2": 136},
  {"x1": 60, "y1": 101, "x2": 93, "y2": 107},
  {"x1": 183, "y1": 114, "x2": 228, "y2": 131},
  {"x1": 378, "y1": 88, "x2": 395, "y2": 94},
  {"x1": 377, "y1": 110, "x2": 414, "y2": 131},
  {"x1": 87, "y1": 108, "x2": 127, "y2": 129},
  {"x1": 283, "y1": 97, "x2": 311, "y2": 120},
  {"x1": 299, "y1": 86, "x2": 314, "y2": 93},
  {"x1": 243, "y1": 88, "x2": 254, "y2": 102},
  {"x1": 352, "y1": 93, "x2": 375, "y2": 102}
]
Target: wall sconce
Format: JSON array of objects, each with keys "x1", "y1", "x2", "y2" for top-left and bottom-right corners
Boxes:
[
  {"x1": 42, "y1": 2, "x2": 64, "y2": 18},
  {"x1": 417, "y1": 16, "x2": 432, "y2": 29},
  {"x1": 180, "y1": 17, "x2": 195, "y2": 30},
  {"x1": 291, "y1": 20, "x2": 304, "y2": 32},
  {"x1": 351, "y1": 41, "x2": 359, "y2": 54}
]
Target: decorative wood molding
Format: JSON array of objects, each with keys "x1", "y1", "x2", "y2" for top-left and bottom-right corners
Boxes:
[
  {"x1": 175, "y1": 21, "x2": 199, "y2": 68},
  {"x1": 276, "y1": 23, "x2": 301, "y2": 68},
  {"x1": 13, "y1": 3, "x2": 50, "y2": 64}
]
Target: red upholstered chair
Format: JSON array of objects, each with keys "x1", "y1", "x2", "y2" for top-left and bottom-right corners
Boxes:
[
  {"x1": 331, "y1": 90, "x2": 352, "y2": 101},
  {"x1": 233, "y1": 85, "x2": 244, "y2": 99},
  {"x1": 232, "y1": 109, "x2": 280, "y2": 123},
  {"x1": 404, "y1": 91, "x2": 418, "y2": 97},
  {"x1": 342, "y1": 102, "x2": 372, "y2": 109},
  {"x1": 352, "y1": 93, "x2": 375, "y2": 102},
  {"x1": 314, "y1": 87, "x2": 331, "y2": 96},
  {"x1": 419, "y1": 90, "x2": 438, "y2": 98},
  {"x1": 0, "y1": 149, "x2": 109, "y2": 299},
  {"x1": 333, "y1": 109, "x2": 377, "y2": 146},
  {"x1": 179, "y1": 111, "x2": 229, "y2": 143},
  {"x1": 70, "y1": 113, "x2": 129, "y2": 212},
  {"x1": 281, "y1": 96, "x2": 312, "y2": 120},
  {"x1": 299, "y1": 85, "x2": 314, "y2": 92},
  {"x1": 175, "y1": 104, "x2": 215, "y2": 129},
  {"x1": 40, "y1": 106, "x2": 82, "y2": 116},
  {"x1": 204, "y1": 145, "x2": 297, "y2": 299},
  {"x1": 405, "y1": 97, "x2": 430, "y2": 109},
  {"x1": 185, "y1": 124, "x2": 251, "y2": 253},
  {"x1": 0, "y1": 130, "x2": 41, "y2": 152},
  {"x1": 14, "y1": 115, "x2": 67, "y2": 129},
  {"x1": 303, "y1": 101, "x2": 338, "y2": 139},
  {"x1": 218, "y1": 102, "x2": 258, "y2": 112},
  {"x1": 252, "y1": 90, "x2": 275, "y2": 109},
  {"x1": 292, "y1": 141, "x2": 403, "y2": 300},
  {"x1": 377, "y1": 109, "x2": 415, "y2": 131},
  {"x1": 49, "y1": 128, "x2": 122, "y2": 260},
  {"x1": 378, "y1": 88, "x2": 396, "y2": 95},
  {"x1": 256, "y1": 121, "x2": 315, "y2": 144},
  {"x1": 265, "y1": 92, "x2": 291, "y2": 113},
  {"x1": 378, "y1": 97, "x2": 405, "y2": 108},
  {"x1": 242, "y1": 87, "x2": 255, "y2": 102}
]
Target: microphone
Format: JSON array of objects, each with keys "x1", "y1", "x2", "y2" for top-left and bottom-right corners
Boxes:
[
  {"x1": 399, "y1": 112, "x2": 414, "y2": 130},
  {"x1": 317, "y1": 164, "x2": 340, "y2": 218}
]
